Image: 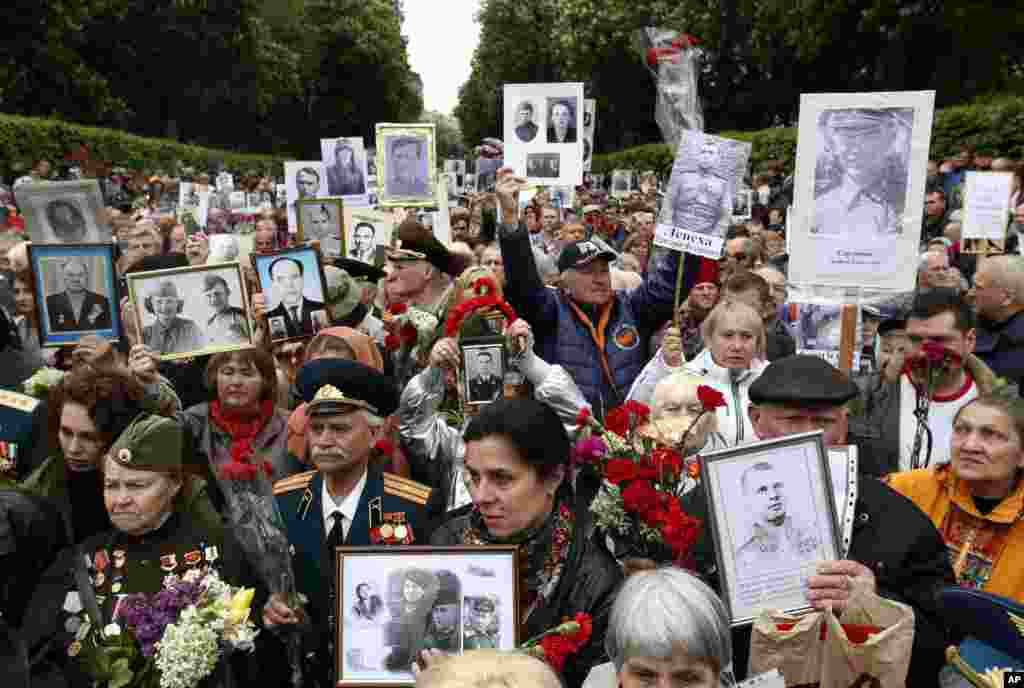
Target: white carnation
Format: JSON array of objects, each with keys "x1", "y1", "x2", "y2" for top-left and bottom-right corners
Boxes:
[
  {"x1": 103, "y1": 623, "x2": 122, "y2": 638},
  {"x1": 155, "y1": 617, "x2": 221, "y2": 688}
]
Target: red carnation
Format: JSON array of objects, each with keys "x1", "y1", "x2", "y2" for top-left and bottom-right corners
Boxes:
[
  {"x1": 621, "y1": 480, "x2": 659, "y2": 517},
  {"x1": 375, "y1": 438, "x2": 395, "y2": 456},
  {"x1": 384, "y1": 333, "x2": 400, "y2": 351},
  {"x1": 576, "y1": 407, "x2": 591, "y2": 427},
  {"x1": 539, "y1": 634, "x2": 575, "y2": 673},
  {"x1": 400, "y1": 322, "x2": 418, "y2": 345},
  {"x1": 624, "y1": 400, "x2": 651, "y2": 425},
  {"x1": 604, "y1": 407, "x2": 631, "y2": 436},
  {"x1": 262, "y1": 461, "x2": 274, "y2": 478},
  {"x1": 650, "y1": 447, "x2": 683, "y2": 481},
  {"x1": 686, "y1": 458, "x2": 701, "y2": 480},
  {"x1": 387, "y1": 303, "x2": 408, "y2": 316},
  {"x1": 605, "y1": 458, "x2": 655, "y2": 485},
  {"x1": 697, "y1": 385, "x2": 726, "y2": 410},
  {"x1": 566, "y1": 613, "x2": 593, "y2": 644}
]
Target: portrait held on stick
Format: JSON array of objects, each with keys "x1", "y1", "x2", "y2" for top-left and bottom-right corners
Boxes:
[
  {"x1": 699, "y1": 431, "x2": 841, "y2": 625},
  {"x1": 126, "y1": 262, "x2": 253, "y2": 360},
  {"x1": 334, "y1": 547, "x2": 520, "y2": 686},
  {"x1": 28, "y1": 243, "x2": 120, "y2": 347},
  {"x1": 252, "y1": 246, "x2": 329, "y2": 343},
  {"x1": 503, "y1": 82, "x2": 585, "y2": 187}
]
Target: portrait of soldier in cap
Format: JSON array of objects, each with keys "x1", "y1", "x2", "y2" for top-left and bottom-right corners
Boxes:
[
  {"x1": 141, "y1": 279, "x2": 204, "y2": 355},
  {"x1": 733, "y1": 461, "x2": 821, "y2": 573},
  {"x1": 667, "y1": 135, "x2": 733, "y2": 235},
  {"x1": 463, "y1": 595, "x2": 500, "y2": 649},
  {"x1": 422, "y1": 570, "x2": 461, "y2": 652},
  {"x1": 201, "y1": 271, "x2": 250, "y2": 346},
  {"x1": 812, "y1": 107, "x2": 911, "y2": 237}
]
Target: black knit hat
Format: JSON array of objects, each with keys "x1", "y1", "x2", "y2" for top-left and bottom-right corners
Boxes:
[{"x1": 749, "y1": 355, "x2": 859, "y2": 406}]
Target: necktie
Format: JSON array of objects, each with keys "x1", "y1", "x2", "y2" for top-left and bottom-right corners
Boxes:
[
  {"x1": 327, "y1": 512, "x2": 346, "y2": 549},
  {"x1": 290, "y1": 306, "x2": 300, "y2": 325}
]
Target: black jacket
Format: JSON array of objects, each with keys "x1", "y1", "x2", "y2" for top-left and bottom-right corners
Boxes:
[
  {"x1": 46, "y1": 291, "x2": 112, "y2": 332},
  {"x1": 684, "y1": 476, "x2": 953, "y2": 688},
  {"x1": 266, "y1": 296, "x2": 326, "y2": 339},
  {"x1": 431, "y1": 496, "x2": 623, "y2": 688}
]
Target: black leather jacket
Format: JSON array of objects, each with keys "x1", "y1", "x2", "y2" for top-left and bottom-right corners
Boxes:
[{"x1": 431, "y1": 495, "x2": 623, "y2": 688}]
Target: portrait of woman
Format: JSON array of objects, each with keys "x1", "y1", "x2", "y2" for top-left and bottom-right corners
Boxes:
[{"x1": 353, "y1": 582, "x2": 384, "y2": 622}]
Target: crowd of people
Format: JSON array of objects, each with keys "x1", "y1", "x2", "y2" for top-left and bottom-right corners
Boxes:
[{"x1": 1, "y1": 143, "x2": 1024, "y2": 688}]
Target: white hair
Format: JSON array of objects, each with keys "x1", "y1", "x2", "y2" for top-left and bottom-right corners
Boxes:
[{"x1": 62, "y1": 257, "x2": 90, "y2": 275}]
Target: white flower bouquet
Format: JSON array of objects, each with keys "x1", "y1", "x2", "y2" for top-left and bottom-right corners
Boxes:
[{"x1": 23, "y1": 366, "x2": 65, "y2": 398}]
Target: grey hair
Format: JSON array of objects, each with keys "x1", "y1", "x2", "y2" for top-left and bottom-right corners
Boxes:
[
  {"x1": 918, "y1": 249, "x2": 948, "y2": 272},
  {"x1": 606, "y1": 568, "x2": 732, "y2": 677}
]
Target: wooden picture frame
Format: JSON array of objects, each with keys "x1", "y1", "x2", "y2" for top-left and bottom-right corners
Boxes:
[
  {"x1": 296, "y1": 197, "x2": 346, "y2": 259},
  {"x1": 335, "y1": 546, "x2": 521, "y2": 687}
]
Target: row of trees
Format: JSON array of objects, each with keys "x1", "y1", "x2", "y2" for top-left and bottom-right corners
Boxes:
[
  {"x1": 1, "y1": 0, "x2": 423, "y2": 158},
  {"x1": 455, "y1": 0, "x2": 1024, "y2": 155}
]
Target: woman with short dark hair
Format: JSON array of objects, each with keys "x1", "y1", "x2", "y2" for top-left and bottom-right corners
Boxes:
[{"x1": 430, "y1": 398, "x2": 622, "y2": 688}]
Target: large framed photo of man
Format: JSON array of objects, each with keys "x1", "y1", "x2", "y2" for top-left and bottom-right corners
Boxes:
[
  {"x1": 503, "y1": 82, "x2": 585, "y2": 187},
  {"x1": 285, "y1": 161, "x2": 328, "y2": 234},
  {"x1": 789, "y1": 91, "x2": 935, "y2": 290},
  {"x1": 252, "y1": 246, "x2": 329, "y2": 344},
  {"x1": 28, "y1": 243, "x2": 120, "y2": 347},
  {"x1": 376, "y1": 124, "x2": 437, "y2": 207},
  {"x1": 127, "y1": 262, "x2": 253, "y2": 361},
  {"x1": 335, "y1": 546, "x2": 520, "y2": 687},
  {"x1": 699, "y1": 430, "x2": 840, "y2": 625},
  {"x1": 460, "y1": 337, "x2": 506, "y2": 407},
  {"x1": 321, "y1": 137, "x2": 369, "y2": 204},
  {"x1": 296, "y1": 197, "x2": 346, "y2": 259},
  {"x1": 16, "y1": 180, "x2": 112, "y2": 244}
]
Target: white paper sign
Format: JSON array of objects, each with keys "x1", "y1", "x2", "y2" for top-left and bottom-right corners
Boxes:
[
  {"x1": 789, "y1": 91, "x2": 935, "y2": 291},
  {"x1": 503, "y1": 82, "x2": 585, "y2": 187},
  {"x1": 962, "y1": 171, "x2": 1013, "y2": 241},
  {"x1": 654, "y1": 130, "x2": 750, "y2": 258}
]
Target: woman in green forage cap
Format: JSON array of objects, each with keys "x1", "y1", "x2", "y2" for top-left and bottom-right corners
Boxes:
[{"x1": 21, "y1": 413, "x2": 266, "y2": 688}]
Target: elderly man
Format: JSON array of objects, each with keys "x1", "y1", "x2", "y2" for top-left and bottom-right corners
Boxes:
[
  {"x1": 203, "y1": 274, "x2": 250, "y2": 345},
  {"x1": 973, "y1": 255, "x2": 1024, "y2": 393},
  {"x1": 721, "y1": 236, "x2": 755, "y2": 282},
  {"x1": 265, "y1": 359, "x2": 432, "y2": 686},
  {"x1": 852, "y1": 289, "x2": 998, "y2": 475},
  {"x1": 265, "y1": 256, "x2": 326, "y2": 339},
  {"x1": 685, "y1": 355, "x2": 955, "y2": 687},
  {"x1": 46, "y1": 258, "x2": 112, "y2": 332},
  {"x1": 142, "y1": 280, "x2": 204, "y2": 355},
  {"x1": 495, "y1": 171, "x2": 680, "y2": 415},
  {"x1": 918, "y1": 248, "x2": 963, "y2": 293},
  {"x1": 383, "y1": 219, "x2": 459, "y2": 316}
]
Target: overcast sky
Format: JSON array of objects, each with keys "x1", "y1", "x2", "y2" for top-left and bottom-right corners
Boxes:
[{"x1": 403, "y1": 0, "x2": 481, "y2": 116}]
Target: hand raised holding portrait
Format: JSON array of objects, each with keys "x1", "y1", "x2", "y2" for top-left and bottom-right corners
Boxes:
[
  {"x1": 505, "y1": 318, "x2": 534, "y2": 356},
  {"x1": 495, "y1": 168, "x2": 528, "y2": 225},
  {"x1": 805, "y1": 560, "x2": 875, "y2": 613}
]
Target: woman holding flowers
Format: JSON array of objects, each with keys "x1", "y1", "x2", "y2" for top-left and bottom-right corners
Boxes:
[
  {"x1": 22, "y1": 413, "x2": 264, "y2": 688},
  {"x1": 430, "y1": 399, "x2": 622, "y2": 688}
]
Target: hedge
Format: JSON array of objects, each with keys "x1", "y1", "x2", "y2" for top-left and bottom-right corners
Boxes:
[
  {"x1": 0, "y1": 113, "x2": 289, "y2": 180},
  {"x1": 592, "y1": 96, "x2": 1024, "y2": 176}
]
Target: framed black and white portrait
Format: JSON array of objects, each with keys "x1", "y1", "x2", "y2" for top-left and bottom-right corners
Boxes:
[
  {"x1": 126, "y1": 262, "x2": 253, "y2": 360},
  {"x1": 344, "y1": 207, "x2": 394, "y2": 266},
  {"x1": 336, "y1": 547, "x2": 520, "y2": 687},
  {"x1": 461, "y1": 338, "x2": 505, "y2": 406},
  {"x1": 732, "y1": 189, "x2": 753, "y2": 221},
  {"x1": 376, "y1": 123, "x2": 436, "y2": 208},
  {"x1": 790, "y1": 91, "x2": 935, "y2": 291},
  {"x1": 229, "y1": 191, "x2": 247, "y2": 212},
  {"x1": 16, "y1": 180, "x2": 111, "y2": 244},
  {"x1": 296, "y1": 197, "x2": 345, "y2": 259},
  {"x1": 321, "y1": 136, "x2": 369, "y2": 203},
  {"x1": 285, "y1": 161, "x2": 328, "y2": 233},
  {"x1": 700, "y1": 431, "x2": 841, "y2": 625},
  {"x1": 28, "y1": 243, "x2": 120, "y2": 347},
  {"x1": 611, "y1": 169, "x2": 634, "y2": 198},
  {"x1": 503, "y1": 82, "x2": 585, "y2": 187},
  {"x1": 526, "y1": 153, "x2": 560, "y2": 180},
  {"x1": 253, "y1": 246, "x2": 329, "y2": 344}
]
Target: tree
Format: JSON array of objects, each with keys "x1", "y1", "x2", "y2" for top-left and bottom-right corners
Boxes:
[{"x1": 423, "y1": 111, "x2": 465, "y2": 161}]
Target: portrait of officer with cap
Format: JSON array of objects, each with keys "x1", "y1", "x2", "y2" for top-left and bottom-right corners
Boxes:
[
  {"x1": 140, "y1": 278, "x2": 205, "y2": 355},
  {"x1": 682, "y1": 355, "x2": 955, "y2": 687},
  {"x1": 463, "y1": 594, "x2": 500, "y2": 649},
  {"x1": 422, "y1": 570, "x2": 461, "y2": 652},
  {"x1": 812, "y1": 107, "x2": 911, "y2": 237},
  {"x1": 201, "y1": 271, "x2": 250, "y2": 346},
  {"x1": 264, "y1": 359, "x2": 433, "y2": 686}
]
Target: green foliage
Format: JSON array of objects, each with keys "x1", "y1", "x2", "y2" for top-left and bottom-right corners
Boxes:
[
  {"x1": 593, "y1": 97, "x2": 1024, "y2": 175},
  {"x1": 423, "y1": 111, "x2": 465, "y2": 161},
  {"x1": 0, "y1": 113, "x2": 288, "y2": 179}
]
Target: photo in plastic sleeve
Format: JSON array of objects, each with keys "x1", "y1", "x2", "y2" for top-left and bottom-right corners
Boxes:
[
  {"x1": 789, "y1": 91, "x2": 935, "y2": 290},
  {"x1": 16, "y1": 180, "x2": 112, "y2": 244},
  {"x1": 29, "y1": 243, "x2": 121, "y2": 347},
  {"x1": 285, "y1": 161, "x2": 328, "y2": 233},
  {"x1": 252, "y1": 246, "x2": 329, "y2": 343},
  {"x1": 321, "y1": 137, "x2": 369, "y2": 204},
  {"x1": 296, "y1": 197, "x2": 345, "y2": 259},
  {"x1": 700, "y1": 431, "x2": 840, "y2": 625},
  {"x1": 503, "y1": 82, "x2": 585, "y2": 187},
  {"x1": 376, "y1": 124, "x2": 437, "y2": 207},
  {"x1": 336, "y1": 547, "x2": 519, "y2": 686},
  {"x1": 127, "y1": 262, "x2": 253, "y2": 360}
]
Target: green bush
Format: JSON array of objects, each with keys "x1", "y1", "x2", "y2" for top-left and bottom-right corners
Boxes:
[
  {"x1": 0, "y1": 113, "x2": 288, "y2": 179},
  {"x1": 592, "y1": 96, "x2": 1024, "y2": 175}
]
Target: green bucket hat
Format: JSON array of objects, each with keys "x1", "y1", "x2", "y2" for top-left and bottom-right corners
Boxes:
[{"x1": 108, "y1": 413, "x2": 185, "y2": 474}]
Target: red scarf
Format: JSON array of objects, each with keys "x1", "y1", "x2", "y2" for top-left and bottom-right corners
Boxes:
[{"x1": 210, "y1": 399, "x2": 276, "y2": 480}]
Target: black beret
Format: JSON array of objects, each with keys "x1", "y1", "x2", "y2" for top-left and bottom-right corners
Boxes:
[
  {"x1": 296, "y1": 358, "x2": 398, "y2": 417},
  {"x1": 331, "y1": 257, "x2": 386, "y2": 283},
  {"x1": 749, "y1": 355, "x2": 859, "y2": 406}
]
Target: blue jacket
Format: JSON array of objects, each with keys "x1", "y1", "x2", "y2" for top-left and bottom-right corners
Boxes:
[
  {"x1": 975, "y1": 310, "x2": 1024, "y2": 394},
  {"x1": 274, "y1": 466, "x2": 431, "y2": 685},
  {"x1": 499, "y1": 223, "x2": 679, "y2": 416}
]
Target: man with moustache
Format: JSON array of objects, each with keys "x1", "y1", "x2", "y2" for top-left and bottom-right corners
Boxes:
[{"x1": 265, "y1": 359, "x2": 432, "y2": 686}]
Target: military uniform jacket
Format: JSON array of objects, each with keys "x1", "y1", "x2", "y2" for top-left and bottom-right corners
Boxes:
[
  {"x1": 22, "y1": 511, "x2": 261, "y2": 688},
  {"x1": 273, "y1": 466, "x2": 432, "y2": 685}
]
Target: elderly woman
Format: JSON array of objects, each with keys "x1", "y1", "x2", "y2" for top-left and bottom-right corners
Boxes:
[
  {"x1": 21, "y1": 413, "x2": 261, "y2": 687},
  {"x1": 583, "y1": 568, "x2": 733, "y2": 688},
  {"x1": 431, "y1": 398, "x2": 622, "y2": 688},
  {"x1": 415, "y1": 650, "x2": 562, "y2": 688},
  {"x1": 182, "y1": 349, "x2": 299, "y2": 485},
  {"x1": 21, "y1": 367, "x2": 218, "y2": 544},
  {"x1": 888, "y1": 389, "x2": 1024, "y2": 600},
  {"x1": 400, "y1": 318, "x2": 589, "y2": 512}
]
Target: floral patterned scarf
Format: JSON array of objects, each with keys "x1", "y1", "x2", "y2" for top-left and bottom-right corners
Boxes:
[{"x1": 463, "y1": 499, "x2": 574, "y2": 623}]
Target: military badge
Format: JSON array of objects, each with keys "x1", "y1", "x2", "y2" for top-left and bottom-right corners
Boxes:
[
  {"x1": 160, "y1": 554, "x2": 178, "y2": 572},
  {"x1": 183, "y1": 550, "x2": 203, "y2": 567},
  {"x1": 204, "y1": 546, "x2": 219, "y2": 564},
  {"x1": 63, "y1": 591, "x2": 83, "y2": 614},
  {"x1": 94, "y1": 572, "x2": 106, "y2": 587},
  {"x1": 371, "y1": 511, "x2": 414, "y2": 545}
]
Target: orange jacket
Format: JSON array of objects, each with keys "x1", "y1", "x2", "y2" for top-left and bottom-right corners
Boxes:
[{"x1": 887, "y1": 465, "x2": 1024, "y2": 601}]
